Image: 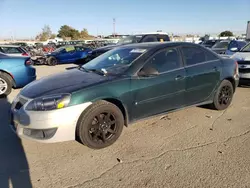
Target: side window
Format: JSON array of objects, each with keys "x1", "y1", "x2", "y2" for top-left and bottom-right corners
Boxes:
[
  {"x1": 141, "y1": 35, "x2": 158, "y2": 42},
  {"x1": 204, "y1": 50, "x2": 219, "y2": 61},
  {"x1": 1, "y1": 47, "x2": 22, "y2": 54},
  {"x1": 157, "y1": 35, "x2": 170, "y2": 42},
  {"x1": 145, "y1": 48, "x2": 181, "y2": 73},
  {"x1": 75, "y1": 46, "x2": 83, "y2": 51},
  {"x1": 181, "y1": 46, "x2": 206, "y2": 66}
]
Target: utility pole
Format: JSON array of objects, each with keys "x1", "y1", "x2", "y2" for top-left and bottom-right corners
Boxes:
[{"x1": 113, "y1": 18, "x2": 116, "y2": 38}]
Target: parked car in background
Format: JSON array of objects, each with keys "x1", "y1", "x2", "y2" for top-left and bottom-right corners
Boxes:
[
  {"x1": 0, "y1": 45, "x2": 30, "y2": 57},
  {"x1": 11, "y1": 42, "x2": 238, "y2": 149},
  {"x1": 11, "y1": 42, "x2": 28, "y2": 47},
  {"x1": 84, "y1": 32, "x2": 171, "y2": 62},
  {"x1": 225, "y1": 40, "x2": 248, "y2": 56},
  {"x1": 0, "y1": 52, "x2": 36, "y2": 96},
  {"x1": 45, "y1": 45, "x2": 92, "y2": 65},
  {"x1": 201, "y1": 40, "x2": 220, "y2": 48},
  {"x1": 230, "y1": 42, "x2": 250, "y2": 83},
  {"x1": 211, "y1": 40, "x2": 230, "y2": 54}
]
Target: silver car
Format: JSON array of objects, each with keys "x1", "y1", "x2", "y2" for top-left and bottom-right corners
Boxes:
[
  {"x1": 231, "y1": 42, "x2": 250, "y2": 81},
  {"x1": 0, "y1": 45, "x2": 29, "y2": 57}
]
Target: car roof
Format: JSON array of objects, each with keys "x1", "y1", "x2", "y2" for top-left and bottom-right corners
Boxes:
[
  {"x1": 117, "y1": 42, "x2": 197, "y2": 49},
  {"x1": 0, "y1": 44, "x2": 21, "y2": 48},
  {"x1": 219, "y1": 40, "x2": 231, "y2": 42}
]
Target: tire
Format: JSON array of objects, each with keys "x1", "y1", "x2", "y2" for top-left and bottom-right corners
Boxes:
[
  {"x1": 211, "y1": 80, "x2": 234, "y2": 110},
  {"x1": 76, "y1": 100, "x2": 124, "y2": 149},
  {"x1": 0, "y1": 72, "x2": 12, "y2": 97},
  {"x1": 47, "y1": 57, "x2": 57, "y2": 66}
]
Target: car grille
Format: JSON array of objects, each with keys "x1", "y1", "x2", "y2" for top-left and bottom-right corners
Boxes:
[
  {"x1": 238, "y1": 61, "x2": 250, "y2": 73},
  {"x1": 14, "y1": 96, "x2": 29, "y2": 110},
  {"x1": 237, "y1": 61, "x2": 250, "y2": 65},
  {"x1": 239, "y1": 68, "x2": 250, "y2": 73}
]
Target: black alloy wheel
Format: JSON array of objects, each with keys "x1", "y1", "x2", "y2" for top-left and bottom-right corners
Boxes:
[
  {"x1": 76, "y1": 100, "x2": 124, "y2": 149},
  {"x1": 218, "y1": 85, "x2": 232, "y2": 107},
  {"x1": 89, "y1": 112, "x2": 117, "y2": 144},
  {"x1": 211, "y1": 80, "x2": 234, "y2": 110}
]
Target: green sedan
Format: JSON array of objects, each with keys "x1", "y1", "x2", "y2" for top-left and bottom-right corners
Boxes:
[{"x1": 11, "y1": 42, "x2": 239, "y2": 149}]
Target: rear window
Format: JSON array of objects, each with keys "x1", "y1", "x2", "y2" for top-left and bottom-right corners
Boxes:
[
  {"x1": 181, "y1": 46, "x2": 206, "y2": 66},
  {"x1": 1, "y1": 47, "x2": 23, "y2": 54},
  {"x1": 213, "y1": 41, "x2": 229, "y2": 49}
]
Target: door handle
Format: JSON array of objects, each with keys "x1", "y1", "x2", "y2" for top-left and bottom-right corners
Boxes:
[
  {"x1": 175, "y1": 75, "x2": 184, "y2": 81},
  {"x1": 213, "y1": 66, "x2": 218, "y2": 71}
]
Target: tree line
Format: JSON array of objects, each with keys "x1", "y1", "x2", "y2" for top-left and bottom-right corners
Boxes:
[
  {"x1": 36, "y1": 24, "x2": 235, "y2": 41},
  {"x1": 36, "y1": 25, "x2": 94, "y2": 41}
]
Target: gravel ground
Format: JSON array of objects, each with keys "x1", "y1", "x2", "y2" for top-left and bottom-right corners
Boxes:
[{"x1": 1, "y1": 64, "x2": 250, "y2": 188}]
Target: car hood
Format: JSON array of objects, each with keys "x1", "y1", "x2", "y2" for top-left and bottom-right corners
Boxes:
[
  {"x1": 231, "y1": 52, "x2": 250, "y2": 61},
  {"x1": 20, "y1": 69, "x2": 112, "y2": 98}
]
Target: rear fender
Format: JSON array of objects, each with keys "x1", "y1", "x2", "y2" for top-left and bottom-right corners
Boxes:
[{"x1": 0, "y1": 69, "x2": 16, "y2": 87}]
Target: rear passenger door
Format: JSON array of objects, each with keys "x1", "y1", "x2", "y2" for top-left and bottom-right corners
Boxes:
[{"x1": 181, "y1": 46, "x2": 221, "y2": 105}]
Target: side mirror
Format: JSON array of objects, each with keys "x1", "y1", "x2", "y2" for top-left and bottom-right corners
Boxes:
[
  {"x1": 230, "y1": 47, "x2": 238, "y2": 52},
  {"x1": 138, "y1": 66, "x2": 159, "y2": 77}
]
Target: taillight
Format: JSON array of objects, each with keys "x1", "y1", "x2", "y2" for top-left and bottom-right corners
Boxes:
[
  {"x1": 25, "y1": 60, "x2": 32, "y2": 66},
  {"x1": 234, "y1": 61, "x2": 239, "y2": 76},
  {"x1": 22, "y1": 53, "x2": 29, "y2": 56}
]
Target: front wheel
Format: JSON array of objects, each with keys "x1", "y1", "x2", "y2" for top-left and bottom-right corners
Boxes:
[
  {"x1": 211, "y1": 80, "x2": 234, "y2": 110},
  {"x1": 76, "y1": 100, "x2": 124, "y2": 149}
]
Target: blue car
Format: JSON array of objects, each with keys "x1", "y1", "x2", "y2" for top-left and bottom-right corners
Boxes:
[
  {"x1": 0, "y1": 52, "x2": 36, "y2": 96},
  {"x1": 46, "y1": 45, "x2": 92, "y2": 66},
  {"x1": 225, "y1": 40, "x2": 248, "y2": 56}
]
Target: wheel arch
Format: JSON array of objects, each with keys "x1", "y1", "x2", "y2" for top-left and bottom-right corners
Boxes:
[
  {"x1": 223, "y1": 77, "x2": 236, "y2": 92},
  {"x1": 0, "y1": 69, "x2": 16, "y2": 87},
  {"x1": 102, "y1": 98, "x2": 129, "y2": 126}
]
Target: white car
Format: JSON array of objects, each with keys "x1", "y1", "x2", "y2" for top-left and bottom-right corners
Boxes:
[
  {"x1": 0, "y1": 45, "x2": 30, "y2": 57},
  {"x1": 231, "y1": 42, "x2": 250, "y2": 82}
]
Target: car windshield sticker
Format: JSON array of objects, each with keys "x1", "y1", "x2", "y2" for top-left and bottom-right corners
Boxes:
[
  {"x1": 65, "y1": 46, "x2": 75, "y2": 52},
  {"x1": 130, "y1": 49, "x2": 147, "y2": 53}
]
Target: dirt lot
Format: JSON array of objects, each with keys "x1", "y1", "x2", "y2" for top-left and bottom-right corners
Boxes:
[{"x1": 1, "y1": 65, "x2": 250, "y2": 188}]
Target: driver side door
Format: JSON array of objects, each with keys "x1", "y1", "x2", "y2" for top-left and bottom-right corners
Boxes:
[
  {"x1": 58, "y1": 48, "x2": 76, "y2": 63},
  {"x1": 130, "y1": 47, "x2": 186, "y2": 121}
]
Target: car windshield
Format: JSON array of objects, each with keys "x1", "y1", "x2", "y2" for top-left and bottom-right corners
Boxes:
[
  {"x1": 117, "y1": 35, "x2": 143, "y2": 44},
  {"x1": 82, "y1": 47, "x2": 147, "y2": 74},
  {"x1": 212, "y1": 41, "x2": 229, "y2": 49},
  {"x1": 240, "y1": 42, "x2": 250, "y2": 52}
]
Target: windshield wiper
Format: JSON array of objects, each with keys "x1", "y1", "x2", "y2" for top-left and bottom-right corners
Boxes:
[
  {"x1": 79, "y1": 66, "x2": 108, "y2": 76},
  {"x1": 78, "y1": 66, "x2": 89, "y2": 72},
  {"x1": 88, "y1": 68, "x2": 107, "y2": 76}
]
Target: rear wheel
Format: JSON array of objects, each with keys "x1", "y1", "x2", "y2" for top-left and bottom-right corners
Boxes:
[
  {"x1": 76, "y1": 100, "x2": 124, "y2": 149},
  {"x1": 211, "y1": 80, "x2": 234, "y2": 110},
  {"x1": 47, "y1": 57, "x2": 57, "y2": 66},
  {"x1": 0, "y1": 72, "x2": 12, "y2": 97}
]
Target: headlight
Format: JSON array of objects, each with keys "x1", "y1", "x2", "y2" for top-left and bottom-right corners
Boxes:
[{"x1": 26, "y1": 94, "x2": 71, "y2": 111}]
